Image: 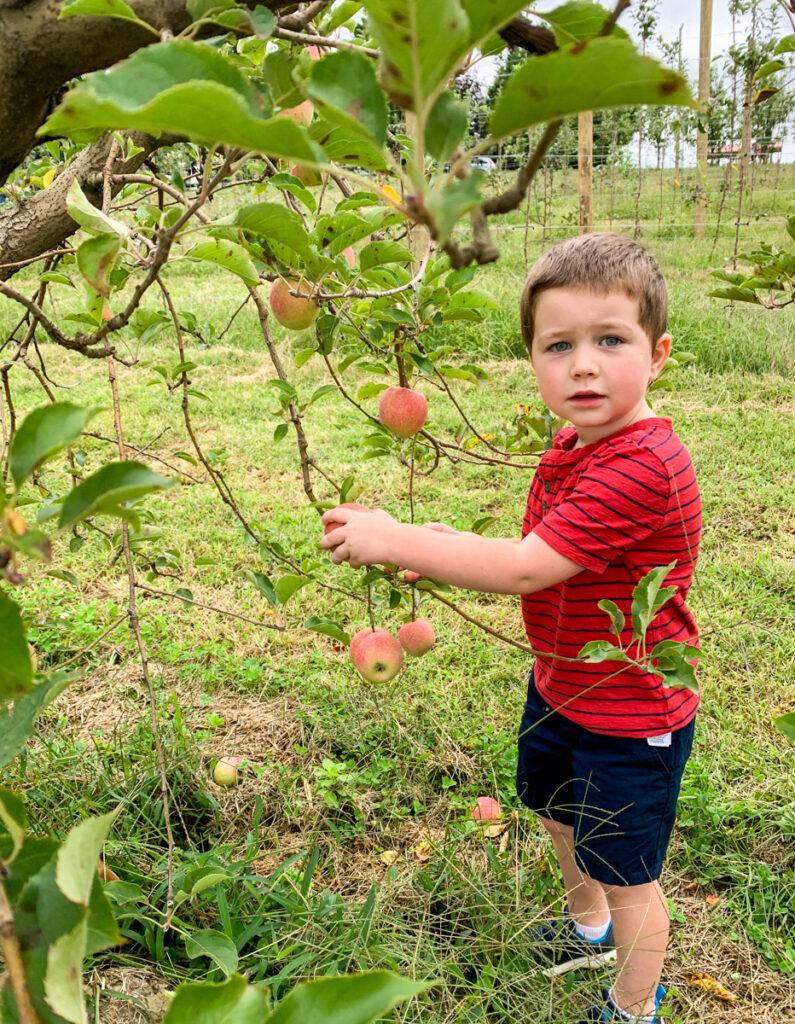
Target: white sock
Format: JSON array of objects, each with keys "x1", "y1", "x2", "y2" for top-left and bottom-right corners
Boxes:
[
  {"x1": 572, "y1": 916, "x2": 611, "y2": 942},
  {"x1": 608, "y1": 989, "x2": 658, "y2": 1023}
]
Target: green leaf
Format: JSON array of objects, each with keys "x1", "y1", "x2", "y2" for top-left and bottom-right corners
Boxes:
[
  {"x1": 45, "y1": 918, "x2": 89, "y2": 1024},
  {"x1": 425, "y1": 91, "x2": 468, "y2": 164},
  {"x1": 304, "y1": 616, "x2": 348, "y2": 644},
  {"x1": 39, "y1": 271, "x2": 74, "y2": 286},
  {"x1": 162, "y1": 974, "x2": 271, "y2": 1024},
  {"x1": 363, "y1": 0, "x2": 470, "y2": 112},
  {"x1": 470, "y1": 516, "x2": 497, "y2": 535},
  {"x1": 59, "y1": 461, "x2": 174, "y2": 528},
  {"x1": 274, "y1": 574, "x2": 311, "y2": 605},
  {"x1": 0, "y1": 591, "x2": 35, "y2": 700},
  {"x1": 754, "y1": 58, "x2": 786, "y2": 81},
  {"x1": 597, "y1": 599, "x2": 625, "y2": 637},
  {"x1": 654, "y1": 652, "x2": 699, "y2": 693},
  {"x1": 222, "y1": 203, "x2": 312, "y2": 259},
  {"x1": 425, "y1": 174, "x2": 483, "y2": 246},
  {"x1": 577, "y1": 639, "x2": 627, "y2": 663},
  {"x1": 542, "y1": 2, "x2": 630, "y2": 46},
  {"x1": 630, "y1": 562, "x2": 677, "y2": 641},
  {"x1": 358, "y1": 240, "x2": 413, "y2": 273},
  {"x1": 268, "y1": 171, "x2": 317, "y2": 213},
  {"x1": 40, "y1": 41, "x2": 324, "y2": 165},
  {"x1": 305, "y1": 50, "x2": 388, "y2": 145},
  {"x1": 773, "y1": 34, "x2": 795, "y2": 55},
  {"x1": 243, "y1": 570, "x2": 278, "y2": 606},
  {"x1": 708, "y1": 286, "x2": 761, "y2": 304},
  {"x1": 0, "y1": 671, "x2": 74, "y2": 770},
  {"x1": 267, "y1": 969, "x2": 433, "y2": 1024},
  {"x1": 0, "y1": 788, "x2": 28, "y2": 863},
  {"x1": 56, "y1": 810, "x2": 119, "y2": 906},
  {"x1": 77, "y1": 233, "x2": 122, "y2": 295},
  {"x1": 649, "y1": 640, "x2": 700, "y2": 662},
  {"x1": 9, "y1": 402, "x2": 101, "y2": 489},
  {"x1": 490, "y1": 37, "x2": 693, "y2": 139},
  {"x1": 774, "y1": 712, "x2": 795, "y2": 743},
  {"x1": 66, "y1": 179, "x2": 127, "y2": 237},
  {"x1": 60, "y1": 0, "x2": 149, "y2": 26},
  {"x1": 274, "y1": 422, "x2": 289, "y2": 441},
  {"x1": 186, "y1": 239, "x2": 259, "y2": 285},
  {"x1": 185, "y1": 929, "x2": 239, "y2": 977}
]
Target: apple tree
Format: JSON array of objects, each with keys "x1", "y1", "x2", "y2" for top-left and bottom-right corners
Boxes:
[{"x1": 0, "y1": 0, "x2": 705, "y2": 1017}]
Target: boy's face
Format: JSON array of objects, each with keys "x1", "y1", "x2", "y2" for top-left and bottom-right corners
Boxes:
[{"x1": 529, "y1": 287, "x2": 670, "y2": 447}]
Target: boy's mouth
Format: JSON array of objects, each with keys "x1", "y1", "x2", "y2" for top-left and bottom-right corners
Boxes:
[{"x1": 569, "y1": 391, "x2": 604, "y2": 403}]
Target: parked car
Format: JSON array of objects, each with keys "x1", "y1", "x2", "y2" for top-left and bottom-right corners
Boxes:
[{"x1": 469, "y1": 155, "x2": 496, "y2": 172}]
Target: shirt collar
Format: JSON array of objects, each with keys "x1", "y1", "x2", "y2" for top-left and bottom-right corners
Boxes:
[{"x1": 541, "y1": 417, "x2": 672, "y2": 470}]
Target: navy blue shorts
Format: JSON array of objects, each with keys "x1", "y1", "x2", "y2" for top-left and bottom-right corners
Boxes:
[{"x1": 516, "y1": 668, "x2": 695, "y2": 887}]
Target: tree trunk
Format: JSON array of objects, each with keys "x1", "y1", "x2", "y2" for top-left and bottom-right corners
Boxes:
[{"x1": 0, "y1": 133, "x2": 172, "y2": 280}]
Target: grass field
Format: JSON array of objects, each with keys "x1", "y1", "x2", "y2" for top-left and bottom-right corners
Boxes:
[{"x1": 1, "y1": 175, "x2": 794, "y2": 1023}]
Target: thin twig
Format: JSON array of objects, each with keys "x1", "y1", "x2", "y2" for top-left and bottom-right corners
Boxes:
[
  {"x1": 134, "y1": 584, "x2": 286, "y2": 629},
  {"x1": 0, "y1": 876, "x2": 41, "y2": 1024}
]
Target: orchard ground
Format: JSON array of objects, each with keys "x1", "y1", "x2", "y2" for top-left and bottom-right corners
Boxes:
[{"x1": 1, "y1": 169, "x2": 793, "y2": 1023}]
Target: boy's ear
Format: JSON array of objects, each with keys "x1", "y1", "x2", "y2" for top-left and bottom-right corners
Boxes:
[{"x1": 649, "y1": 333, "x2": 672, "y2": 381}]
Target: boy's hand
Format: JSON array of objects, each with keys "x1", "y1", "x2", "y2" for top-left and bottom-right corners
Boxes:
[
  {"x1": 320, "y1": 506, "x2": 397, "y2": 569},
  {"x1": 403, "y1": 522, "x2": 458, "y2": 581}
]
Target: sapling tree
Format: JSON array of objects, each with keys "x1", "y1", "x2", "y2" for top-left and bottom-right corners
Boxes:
[{"x1": 0, "y1": 0, "x2": 706, "y2": 1017}]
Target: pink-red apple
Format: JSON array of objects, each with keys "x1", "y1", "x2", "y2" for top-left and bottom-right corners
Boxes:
[
  {"x1": 342, "y1": 246, "x2": 355, "y2": 268},
  {"x1": 349, "y1": 626, "x2": 390, "y2": 664},
  {"x1": 378, "y1": 386, "x2": 428, "y2": 438},
  {"x1": 398, "y1": 618, "x2": 435, "y2": 656},
  {"x1": 213, "y1": 755, "x2": 242, "y2": 787},
  {"x1": 324, "y1": 502, "x2": 370, "y2": 537},
  {"x1": 289, "y1": 162, "x2": 326, "y2": 187},
  {"x1": 269, "y1": 278, "x2": 318, "y2": 331},
  {"x1": 471, "y1": 796, "x2": 502, "y2": 821},
  {"x1": 278, "y1": 99, "x2": 314, "y2": 126},
  {"x1": 352, "y1": 630, "x2": 404, "y2": 683}
]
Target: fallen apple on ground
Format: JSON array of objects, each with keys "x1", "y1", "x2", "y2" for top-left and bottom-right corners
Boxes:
[
  {"x1": 398, "y1": 618, "x2": 435, "y2": 656},
  {"x1": 471, "y1": 796, "x2": 502, "y2": 821},
  {"x1": 378, "y1": 386, "x2": 428, "y2": 438},
  {"x1": 212, "y1": 755, "x2": 242, "y2": 787},
  {"x1": 269, "y1": 278, "x2": 318, "y2": 330},
  {"x1": 352, "y1": 630, "x2": 403, "y2": 682}
]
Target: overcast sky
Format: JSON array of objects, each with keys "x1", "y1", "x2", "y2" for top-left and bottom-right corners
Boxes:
[{"x1": 476, "y1": 2, "x2": 794, "y2": 161}]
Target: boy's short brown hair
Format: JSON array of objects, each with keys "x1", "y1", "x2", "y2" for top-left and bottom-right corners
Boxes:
[{"x1": 520, "y1": 233, "x2": 668, "y2": 352}]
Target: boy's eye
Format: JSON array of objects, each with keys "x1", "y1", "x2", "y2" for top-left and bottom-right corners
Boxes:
[
  {"x1": 600, "y1": 336, "x2": 622, "y2": 347},
  {"x1": 548, "y1": 341, "x2": 571, "y2": 352}
]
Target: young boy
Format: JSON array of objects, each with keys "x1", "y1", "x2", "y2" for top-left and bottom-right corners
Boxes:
[{"x1": 320, "y1": 233, "x2": 701, "y2": 1024}]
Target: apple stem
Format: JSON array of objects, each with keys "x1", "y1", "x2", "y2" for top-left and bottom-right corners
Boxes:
[{"x1": 366, "y1": 578, "x2": 375, "y2": 631}]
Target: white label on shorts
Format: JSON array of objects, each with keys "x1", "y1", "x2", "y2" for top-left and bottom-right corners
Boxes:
[{"x1": 647, "y1": 732, "x2": 672, "y2": 747}]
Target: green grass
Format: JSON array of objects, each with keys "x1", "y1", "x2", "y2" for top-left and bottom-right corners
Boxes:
[{"x1": 1, "y1": 188, "x2": 794, "y2": 1022}]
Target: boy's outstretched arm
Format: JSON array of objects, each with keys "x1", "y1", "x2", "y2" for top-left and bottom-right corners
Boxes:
[{"x1": 319, "y1": 506, "x2": 583, "y2": 595}]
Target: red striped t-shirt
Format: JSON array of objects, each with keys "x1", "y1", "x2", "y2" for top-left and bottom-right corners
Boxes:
[{"x1": 521, "y1": 416, "x2": 701, "y2": 738}]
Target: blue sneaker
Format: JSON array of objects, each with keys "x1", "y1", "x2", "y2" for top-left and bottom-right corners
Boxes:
[
  {"x1": 529, "y1": 910, "x2": 616, "y2": 977},
  {"x1": 580, "y1": 985, "x2": 666, "y2": 1022}
]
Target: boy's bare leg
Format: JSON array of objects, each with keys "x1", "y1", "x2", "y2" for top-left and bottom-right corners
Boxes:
[
  {"x1": 538, "y1": 816, "x2": 610, "y2": 927},
  {"x1": 605, "y1": 880, "x2": 668, "y2": 1017}
]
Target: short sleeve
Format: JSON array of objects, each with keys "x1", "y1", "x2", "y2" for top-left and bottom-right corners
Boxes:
[{"x1": 533, "y1": 441, "x2": 670, "y2": 574}]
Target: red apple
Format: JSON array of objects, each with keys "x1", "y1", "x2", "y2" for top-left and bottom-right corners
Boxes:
[
  {"x1": 398, "y1": 618, "x2": 435, "y2": 656},
  {"x1": 349, "y1": 626, "x2": 390, "y2": 664},
  {"x1": 352, "y1": 630, "x2": 404, "y2": 683},
  {"x1": 306, "y1": 44, "x2": 323, "y2": 61},
  {"x1": 278, "y1": 99, "x2": 314, "y2": 126},
  {"x1": 471, "y1": 796, "x2": 502, "y2": 821},
  {"x1": 342, "y1": 246, "x2": 355, "y2": 268},
  {"x1": 324, "y1": 502, "x2": 370, "y2": 536},
  {"x1": 213, "y1": 755, "x2": 242, "y2": 787},
  {"x1": 289, "y1": 162, "x2": 326, "y2": 187},
  {"x1": 269, "y1": 278, "x2": 318, "y2": 331},
  {"x1": 378, "y1": 386, "x2": 428, "y2": 438}
]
